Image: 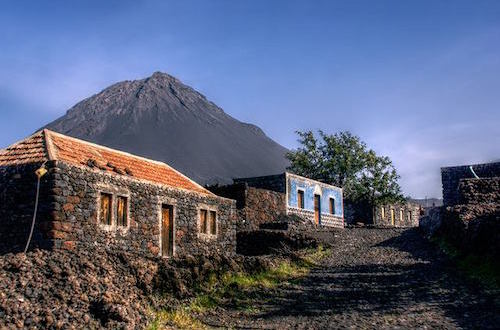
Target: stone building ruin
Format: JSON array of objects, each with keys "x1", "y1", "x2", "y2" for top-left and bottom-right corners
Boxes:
[{"x1": 373, "y1": 202, "x2": 421, "y2": 227}]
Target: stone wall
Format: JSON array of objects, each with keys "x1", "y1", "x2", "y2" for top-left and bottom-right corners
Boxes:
[
  {"x1": 440, "y1": 177, "x2": 500, "y2": 258},
  {"x1": 373, "y1": 202, "x2": 421, "y2": 227},
  {"x1": 243, "y1": 187, "x2": 286, "y2": 230},
  {"x1": 287, "y1": 207, "x2": 344, "y2": 228},
  {"x1": 441, "y1": 162, "x2": 500, "y2": 206},
  {"x1": 458, "y1": 178, "x2": 500, "y2": 205},
  {"x1": 209, "y1": 183, "x2": 286, "y2": 231},
  {"x1": 0, "y1": 162, "x2": 55, "y2": 253}
]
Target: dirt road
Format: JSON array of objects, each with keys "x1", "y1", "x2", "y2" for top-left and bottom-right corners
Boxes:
[{"x1": 200, "y1": 228, "x2": 499, "y2": 329}]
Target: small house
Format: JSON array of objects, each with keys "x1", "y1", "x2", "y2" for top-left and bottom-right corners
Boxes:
[
  {"x1": 0, "y1": 130, "x2": 236, "y2": 256},
  {"x1": 210, "y1": 172, "x2": 344, "y2": 230}
]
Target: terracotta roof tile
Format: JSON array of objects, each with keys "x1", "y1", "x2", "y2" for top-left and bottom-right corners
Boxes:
[{"x1": 0, "y1": 131, "x2": 48, "y2": 166}]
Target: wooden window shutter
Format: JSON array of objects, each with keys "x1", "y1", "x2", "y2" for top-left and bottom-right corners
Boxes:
[
  {"x1": 117, "y1": 196, "x2": 127, "y2": 227},
  {"x1": 209, "y1": 211, "x2": 217, "y2": 235},
  {"x1": 200, "y1": 209, "x2": 208, "y2": 234},
  {"x1": 298, "y1": 190, "x2": 304, "y2": 209},
  {"x1": 100, "y1": 193, "x2": 112, "y2": 225}
]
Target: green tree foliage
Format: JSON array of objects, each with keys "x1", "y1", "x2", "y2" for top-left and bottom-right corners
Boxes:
[{"x1": 286, "y1": 130, "x2": 403, "y2": 206}]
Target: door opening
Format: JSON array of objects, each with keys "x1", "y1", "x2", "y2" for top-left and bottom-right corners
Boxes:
[
  {"x1": 314, "y1": 194, "x2": 321, "y2": 225},
  {"x1": 161, "y1": 205, "x2": 174, "y2": 257}
]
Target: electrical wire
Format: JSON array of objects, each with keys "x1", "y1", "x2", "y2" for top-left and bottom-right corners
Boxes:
[{"x1": 24, "y1": 174, "x2": 42, "y2": 253}]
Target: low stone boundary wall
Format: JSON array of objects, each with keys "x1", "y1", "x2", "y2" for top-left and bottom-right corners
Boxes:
[{"x1": 287, "y1": 207, "x2": 344, "y2": 228}]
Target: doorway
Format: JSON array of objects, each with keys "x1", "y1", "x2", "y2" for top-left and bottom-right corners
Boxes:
[
  {"x1": 161, "y1": 205, "x2": 174, "y2": 257},
  {"x1": 314, "y1": 194, "x2": 321, "y2": 225}
]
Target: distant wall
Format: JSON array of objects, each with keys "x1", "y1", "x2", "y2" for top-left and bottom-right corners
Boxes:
[
  {"x1": 373, "y1": 202, "x2": 421, "y2": 228},
  {"x1": 441, "y1": 162, "x2": 500, "y2": 206}
]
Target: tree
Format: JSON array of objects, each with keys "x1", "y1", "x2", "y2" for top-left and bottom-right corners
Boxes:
[{"x1": 286, "y1": 130, "x2": 403, "y2": 206}]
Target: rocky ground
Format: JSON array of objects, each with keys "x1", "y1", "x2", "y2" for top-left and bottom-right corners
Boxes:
[
  {"x1": 0, "y1": 245, "x2": 281, "y2": 329},
  {"x1": 199, "y1": 227, "x2": 500, "y2": 329}
]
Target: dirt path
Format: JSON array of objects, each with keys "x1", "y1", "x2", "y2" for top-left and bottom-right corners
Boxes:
[{"x1": 199, "y1": 228, "x2": 499, "y2": 329}]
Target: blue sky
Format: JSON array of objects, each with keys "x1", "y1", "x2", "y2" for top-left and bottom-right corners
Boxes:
[{"x1": 1, "y1": 0, "x2": 499, "y2": 198}]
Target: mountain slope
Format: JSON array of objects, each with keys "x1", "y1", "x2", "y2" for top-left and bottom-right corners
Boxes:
[{"x1": 45, "y1": 72, "x2": 289, "y2": 184}]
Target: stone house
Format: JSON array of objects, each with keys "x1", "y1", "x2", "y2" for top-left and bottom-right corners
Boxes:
[
  {"x1": 210, "y1": 172, "x2": 344, "y2": 230},
  {"x1": 373, "y1": 202, "x2": 421, "y2": 227},
  {"x1": 0, "y1": 129, "x2": 236, "y2": 256}
]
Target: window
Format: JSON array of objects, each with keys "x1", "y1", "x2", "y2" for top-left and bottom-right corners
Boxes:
[
  {"x1": 199, "y1": 209, "x2": 216, "y2": 236},
  {"x1": 400, "y1": 209, "x2": 404, "y2": 221},
  {"x1": 407, "y1": 211, "x2": 412, "y2": 222},
  {"x1": 390, "y1": 209, "x2": 395, "y2": 224},
  {"x1": 381, "y1": 206, "x2": 385, "y2": 219},
  {"x1": 298, "y1": 190, "x2": 305, "y2": 209},
  {"x1": 209, "y1": 211, "x2": 217, "y2": 235},
  {"x1": 329, "y1": 198, "x2": 335, "y2": 215},
  {"x1": 100, "y1": 193, "x2": 112, "y2": 225},
  {"x1": 117, "y1": 196, "x2": 128, "y2": 227},
  {"x1": 200, "y1": 209, "x2": 208, "y2": 234}
]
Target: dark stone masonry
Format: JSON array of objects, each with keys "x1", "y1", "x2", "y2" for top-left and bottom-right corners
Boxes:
[
  {"x1": 210, "y1": 183, "x2": 286, "y2": 231},
  {"x1": 53, "y1": 161, "x2": 235, "y2": 256},
  {"x1": 439, "y1": 162, "x2": 500, "y2": 259}
]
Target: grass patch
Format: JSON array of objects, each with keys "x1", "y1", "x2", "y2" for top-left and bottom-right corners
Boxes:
[
  {"x1": 431, "y1": 236, "x2": 500, "y2": 289},
  {"x1": 148, "y1": 245, "x2": 331, "y2": 329},
  {"x1": 149, "y1": 308, "x2": 208, "y2": 330}
]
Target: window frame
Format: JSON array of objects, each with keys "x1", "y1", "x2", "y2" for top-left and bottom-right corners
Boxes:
[
  {"x1": 329, "y1": 197, "x2": 335, "y2": 215},
  {"x1": 200, "y1": 209, "x2": 208, "y2": 234},
  {"x1": 209, "y1": 210, "x2": 217, "y2": 236},
  {"x1": 96, "y1": 186, "x2": 131, "y2": 232},
  {"x1": 99, "y1": 192, "x2": 113, "y2": 226},
  {"x1": 198, "y1": 206, "x2": 218, "y2": 238},
  {"x1": 297, "y1": 189, "x2": 305, "y2": 209},
  {"x1": 116, "y1": 195, "x2": 129, "y2": 228}
]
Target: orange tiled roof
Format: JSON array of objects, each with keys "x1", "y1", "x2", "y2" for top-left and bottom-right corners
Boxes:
[
  {"x1": 0, "y1": 131, "x2": 48, "y2": 166},
  {"x1": 0, "y1": 130, "x2": 212, "y2": 195}
]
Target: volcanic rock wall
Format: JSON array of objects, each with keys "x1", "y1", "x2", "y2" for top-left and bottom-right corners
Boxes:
[
  {"x1": 0, "y1": 163, "x2": 54, "y2": 253},
  {"x1": 441, "y1": 177, "x2": 499, "y2": 258},
  {"x1": 441, "y1": 162, "x2": 500, "y2": 206},
  {"x1": 209, "y1": 183, "x2": 286, "y2": 230}
]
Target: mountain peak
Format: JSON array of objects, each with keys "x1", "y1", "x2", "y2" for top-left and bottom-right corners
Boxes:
[{"x1": 44, "y1": 72, "x2": 289, "y2": 184}]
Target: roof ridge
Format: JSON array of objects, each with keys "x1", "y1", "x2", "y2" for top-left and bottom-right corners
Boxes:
[
  {"x1": 44, "y1": 129, "x2": 212, "y2": 195},
  {"x1": 43, "y1": 129, "x2": 57, "y2": 161}
]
